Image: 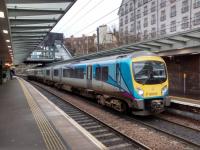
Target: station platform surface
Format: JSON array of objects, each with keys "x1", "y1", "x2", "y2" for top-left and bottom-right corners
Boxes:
[
  {"x1": 0, "y1": 77, "x2": 105, "y2": 150},
  {"x1": 170, "y1": 96, "x2": 200, "y2": 108}
]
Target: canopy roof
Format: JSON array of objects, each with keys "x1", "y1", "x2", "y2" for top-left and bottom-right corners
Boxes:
[{"x1": 6, "y1": 0, "x2": 76, "y2": 65}]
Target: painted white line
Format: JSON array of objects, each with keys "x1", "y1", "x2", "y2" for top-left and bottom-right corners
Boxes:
[
  {"x1": 171, "y1": 99, "x2": 200, "y2": 108},
  {"x1": 21, "y1": 78, "x2": 107, "y2": 150}
]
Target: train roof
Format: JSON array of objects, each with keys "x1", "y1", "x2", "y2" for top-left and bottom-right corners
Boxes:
[{"x1": 44, "y1": 50, "x2": 158, "y2": 67}]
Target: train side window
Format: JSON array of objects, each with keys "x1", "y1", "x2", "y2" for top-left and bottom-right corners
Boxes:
[
  {"x1": 54, "y1": 69, "x2": 59, "y2": 76},
  {"x1": 95, "y1": 67, "x2": 101, "y2": 80},
  {"x1": 69, "y1": 68, "x2": 74, "y2": 78},
  {"x1": 102, "y1": 67, "x2": 108, "y2": 81},
  {"x1": 63, "y1": 69, "x2": 70, "y2": 77},
  {"x1": 63, "y1": 68, "x2": 84, "y2": 79},
  {"x1": 75, "y1": 68, "x2": 84, "y2": 79},
  {"x1": 46, "y1": 70, "x2": 50, "y2": 76}
]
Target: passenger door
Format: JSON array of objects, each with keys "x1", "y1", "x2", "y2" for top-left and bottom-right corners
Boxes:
[
  {"x1": 87, "y1": 65, "x2": 92, "y2": 89},
  {"x1": 116, "y1": 63, "x2": 121, "y2": 90}
]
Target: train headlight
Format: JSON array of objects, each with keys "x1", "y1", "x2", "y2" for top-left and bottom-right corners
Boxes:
[
  {"x1": 162, "y1": 86, "x2": 168, "y2": 96},
  {"x1": 137, "y1": 88, "x2": 144, "y2": 97}
]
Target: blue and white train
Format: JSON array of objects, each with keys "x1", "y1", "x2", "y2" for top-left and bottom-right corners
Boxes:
[{"x1": 27, "y1": 51, "x2": 170, "y2": 115}]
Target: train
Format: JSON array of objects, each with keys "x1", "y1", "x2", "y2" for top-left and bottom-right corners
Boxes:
[{"x1": 27, "y1": 51, "x2": 170, "y2": 115}]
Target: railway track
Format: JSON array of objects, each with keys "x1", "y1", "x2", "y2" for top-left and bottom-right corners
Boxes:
[
  {"x1": 30, "y1": 81, "x2": 200, "y2": 149},
  {"x1": 156, "y1": 115, "x2": 200, "y2": 132},
  {"x1": 31, "y1": 81, "x2": 150, "y2": 150},
  {"x1": 128, "y1": 116, "x2": 200, "y2": 148}
]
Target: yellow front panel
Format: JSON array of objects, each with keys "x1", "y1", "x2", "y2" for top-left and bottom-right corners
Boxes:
[
  {"x1": 134, "y1": 81, "x2": 168, "y2": 98},
  {"x1": 131, "y1": 56, "x2": 168, "y2": 98}
]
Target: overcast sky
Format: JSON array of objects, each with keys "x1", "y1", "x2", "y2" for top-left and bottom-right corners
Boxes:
[{"x1": 52, "y1": 0, "x2": 122, "y2": 38}]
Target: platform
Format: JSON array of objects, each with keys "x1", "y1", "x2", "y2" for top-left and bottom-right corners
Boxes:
[
  {"x1": 0, "y1": 77, "x2": 106, "y2": 150},
  {"x1": 170, "y1": 96, "x2": 200, "y2": 108}
]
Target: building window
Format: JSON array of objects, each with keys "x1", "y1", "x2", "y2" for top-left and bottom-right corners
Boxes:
[
  {"x1": 194, "y1": 0, "x2": 200, "y2": 8},
  {"x1": 144, "y1": 17, "x2": 148, "y2": 27},
  {"x1": 125, "y1": 16, "x2": 128, "y2": 24},
  {"x1": 160, "y1": 24, "x2": 166, "y2": 35},
  {"x1": 125, "y1": 3, "x2": 128, "y2": 14},
  {"x1": 170, "y1": 20, "x2": 176, "y2": 32},
  {"x1": 137, "y1": 20, "x2": 141, "y2": 30},
  {"x1": 170, "y1": 0, "x2": 176, "y2": 3},
  {"x1": 144, "y1": 30, "x2": 148, "y2": 40},
  {"x1": 182, "y1": 16, "x2": 189, "y2": 29},
  {"x1": 137, "y1": 32, "x2": 141, "y2": 41},
  {"x1": 129, "y1": 3, "x2": 133, "y2": 12},
  {"x1": 182, "y1": 0, "x2": 189, "y2": 13},
  {"x1": 54, "y1": 69, "x2": 59, "y2": 76},
  {"x1": 130, "y1": 24, "x2": 134, "y2": 32},
  {"x1": 151, "y1": 14, "x2": 156, "y2": 25},
  {"x1": 151, "y1": 27, "x2": 156, "y2": 38},
  {"x1": 121, "y1": 28, "x2": 124, "y2": 36},
  {"x1": 130, "y1": 13, "x2": 134, "y2": 22},
  {"x1": 125, "y1": 26, "x2": 128, "y2": 34},
  {"x1": 143, "y1": 0, "x2": 148, "y2": 4},
  {"x1": 171, "y1": 5, "x2": 176, "y2": 17},
  {"x1": 138, "y1": 0, "x2": 142, "y2": 7},
  {"x1": 160, "y1": 0, "x2": 166, "y2": 8},
  {"x1": 160, "y1": 10, "x2": 166, "y2": 21},
  {"x1": 151, "y1": 1, "x2": 156, "y2": 12},
  {"x1": 137, "y1": 9, "x2": 141, "y2": 19},
  {"x1": 121, "y1": 8, "x2": 124, "y2": 16},
  {"x1": 120, "y1": 18, "x2": 123, "y2": 26},
  {"x1": 144, "y1": 5, "x2": 148, "y2": 16},
  {"x1": 194, "y1": 11, "x2": 200, "y2": 25}
]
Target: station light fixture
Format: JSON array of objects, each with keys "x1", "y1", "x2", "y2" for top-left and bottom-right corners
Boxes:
[
  {"x1": 5, "y1": 63, "x2": 11, "y2": 67},
  {"x1": 8, "y1": 46, "x2": 11, "y2": 48},
  {"x1": 3, "y1": 30, "x2": 8, "y2": 34},
  {"x1": 0, "y1": 11, "x2": 5, "y2": 18},
  {"x1": 6, "y1": 40, "x2": 10, "y2": 42},
  {"x1": 191, "y1": 52, "x2": 199, "y2": 55}
]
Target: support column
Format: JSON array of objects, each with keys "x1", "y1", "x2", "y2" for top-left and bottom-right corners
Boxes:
[{"x1": 0, "y1": 60, "x2": 2, "y2": 85}]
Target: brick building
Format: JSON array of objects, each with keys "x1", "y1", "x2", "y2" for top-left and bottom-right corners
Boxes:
[{"x1": 64, "y1": 34, "x2": 96, "y2": 56}]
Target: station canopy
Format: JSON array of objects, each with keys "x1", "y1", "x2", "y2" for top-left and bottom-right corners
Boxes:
[
  {"x1": 6, "y1": 0, "x2": 76, "y2": 65},
  {"x1": 49, "y1": 26, "x2": 200, "y2": 66}
]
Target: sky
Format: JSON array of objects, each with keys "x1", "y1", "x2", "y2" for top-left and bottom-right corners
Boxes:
[{"x1": 52, "y1": 0, "x2": 122, "y2": 38}]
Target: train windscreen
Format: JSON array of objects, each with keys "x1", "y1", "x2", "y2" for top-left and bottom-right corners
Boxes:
[{"x1": 132, "y1": 61, "x2": 167, "y2": 84}]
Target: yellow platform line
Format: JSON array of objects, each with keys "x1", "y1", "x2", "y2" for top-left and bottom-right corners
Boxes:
[{"x1": 18, "y1": 78, "x2": 67, "y2": 150}]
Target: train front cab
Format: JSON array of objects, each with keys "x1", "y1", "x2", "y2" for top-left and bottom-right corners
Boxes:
[{"x1": 131, "y1": 56, "x2": 170, "y2": 115}]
